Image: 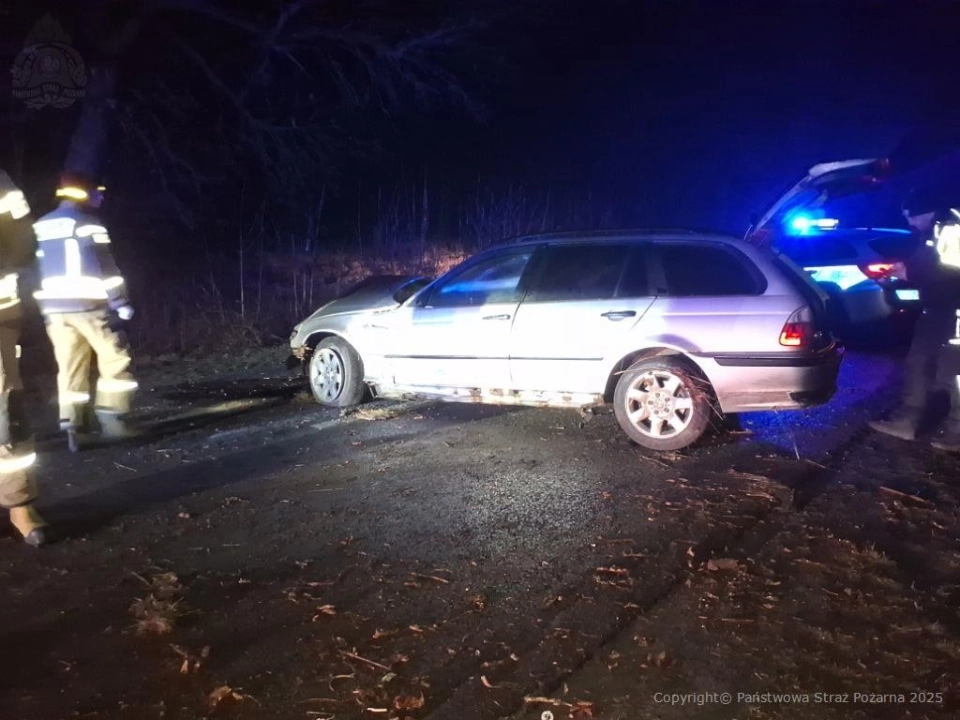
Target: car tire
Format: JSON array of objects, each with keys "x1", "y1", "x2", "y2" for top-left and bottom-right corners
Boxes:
[
  {"x1": 612, "y1": 357, "x2": 715, "y2": 451},
  {"x1": 308, "y1": 337, "x2": 367, "y2": 407}
]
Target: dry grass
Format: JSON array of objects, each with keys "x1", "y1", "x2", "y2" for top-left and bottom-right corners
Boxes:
[
  {"x1": 131, "y1": 245, "x2": 468, "y2": 357},
  {"x1": 129, "y1": 572, "x2": 186, "y2": 637}
]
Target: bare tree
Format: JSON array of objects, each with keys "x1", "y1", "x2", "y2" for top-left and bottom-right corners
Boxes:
[{"x1": 83, "y1": 1, "x2": 490, "y2": 233}]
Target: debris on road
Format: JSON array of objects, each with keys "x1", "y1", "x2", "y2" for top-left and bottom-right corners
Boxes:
[{"x1": 129, "y1": 572, "x2": 185, "y2": 636}]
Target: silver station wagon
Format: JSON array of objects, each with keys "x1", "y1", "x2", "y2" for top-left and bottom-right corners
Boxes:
[{"x1": 289, "y1": 230, "x2": 843, "y2": 450}]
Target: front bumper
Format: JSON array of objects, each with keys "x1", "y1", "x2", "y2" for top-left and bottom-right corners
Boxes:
[{"x1": 287, "y1": 343, "x2": 311, "y2": 371}]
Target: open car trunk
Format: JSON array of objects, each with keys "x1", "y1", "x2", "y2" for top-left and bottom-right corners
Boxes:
[
  {"x1": 745, "y1": 158, "x2": 892, "y2": 245},
  {"x1": 744, "y1": 158, "x2": 897, "y2": 344}
]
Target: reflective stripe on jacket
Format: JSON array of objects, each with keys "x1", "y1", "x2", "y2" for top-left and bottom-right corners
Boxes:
[
  {"x1": 0, "y1": 173, "x2": 38, "y2": 318},
  {"x1": 33, "y1": 204, "x2": 127, "y2": 314}
]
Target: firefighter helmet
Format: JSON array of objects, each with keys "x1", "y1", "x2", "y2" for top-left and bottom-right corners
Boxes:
[{"x1": 56, "y1": 172, "x2": 105, "y2": 209}]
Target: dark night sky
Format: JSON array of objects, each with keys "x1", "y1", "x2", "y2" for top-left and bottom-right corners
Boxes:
[
  {"x1": 3, "y1": 0, "x2": 960, "y2": 245},
  {"x1": 414, "y1": 0, "x2": 959, "y2": 231}
]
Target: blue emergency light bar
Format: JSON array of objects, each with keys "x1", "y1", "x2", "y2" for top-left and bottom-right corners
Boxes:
[{"x1": 790, "y1": 215, "x2": 839, "y2": 233}]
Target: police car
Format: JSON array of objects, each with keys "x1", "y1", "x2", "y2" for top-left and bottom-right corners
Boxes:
[{"x1": 746, "y1": 159, "x2": 922, "y2": 342}]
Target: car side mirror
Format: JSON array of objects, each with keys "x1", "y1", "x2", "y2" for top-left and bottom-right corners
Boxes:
[
  {"x1": 393, "y1": 286, "x2": 418, "y2": 305},
  {"x1": 393, "y1": 278, "x2": 431, "y2": 305}
]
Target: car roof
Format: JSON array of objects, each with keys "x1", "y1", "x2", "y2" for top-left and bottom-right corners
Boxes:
[
  {"x1": 777, "y1": 227, "x2": 912, "y2": 249},
  {"x1": 779, "y1": 227, "x2": 910, "y2": 237},
  {"x1": 494, "y1": 228, "x2": 749, "y2": 250},
  {"x1": 775, "y1": 227, "x2": 917, "y2": 263}
]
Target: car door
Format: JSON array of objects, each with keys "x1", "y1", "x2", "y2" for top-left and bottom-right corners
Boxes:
[
  {"x1": 389, "y1": 246, "x2": 537, "y2": 390},
  {"x1": 644, "y1": 241, "x2": 778, "y2": 352},
  {"x1": 509, "y1": 243, "x2": 657, "y2": 393}
]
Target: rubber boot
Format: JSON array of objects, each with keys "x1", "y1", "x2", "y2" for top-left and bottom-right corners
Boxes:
[
  {"x1": 95, "y1": 410, "x2": 140, "y2": 441},
  {"x1": 868, "y1": 408, "x2": 922, "y2": 441},
  {"x1": 9, "y1": 504, "x2": 49, "y2": 547},
  {"x1": 63, "y1": 416, "x2": 97, "y2": 453}
]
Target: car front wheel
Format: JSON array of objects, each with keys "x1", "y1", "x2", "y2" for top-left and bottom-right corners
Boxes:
[
  {"x1": 308, "y1": 337, "x2": 367, "y2": 407},
  {"x1": 613, "y1": 357, "x2": 714, "y2": 451}
]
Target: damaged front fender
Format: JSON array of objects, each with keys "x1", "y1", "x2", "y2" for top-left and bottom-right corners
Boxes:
[{"x1": 287, "y1": 344, "x2": 311, "y2": 371}]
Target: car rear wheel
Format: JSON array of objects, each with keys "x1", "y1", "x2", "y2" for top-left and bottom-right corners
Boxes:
[
  {"x1": 613, "y1": 357, "x2": 714, "y2": 451},
  {"x1": 309, "y1": 337, "x2": 367, "y2": 407}
]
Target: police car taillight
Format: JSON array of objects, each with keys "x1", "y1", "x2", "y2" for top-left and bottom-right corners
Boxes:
[
  {"x1": 779, "y1": 307, "x2": 814, "y2": 347},
  {"x1": 860, "y1": 261, "x2": 906, "y2": 282}
]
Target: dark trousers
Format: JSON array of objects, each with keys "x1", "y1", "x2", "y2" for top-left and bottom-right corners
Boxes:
[
  {"x1": 0, "y1": 317, "x2": 36, "y2": 508},
  {"x1": 901, "y1": 308, "x2": 960, "y2": 432}
]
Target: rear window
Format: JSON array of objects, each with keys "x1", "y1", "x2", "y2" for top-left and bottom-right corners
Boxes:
[
  {"x1": 654, "y1": 243, "x2": 765, "y2": 296},
  {"x1": 771, "y1": 253, "x2": 829, "y2": 307},
  {"x1": 867, "y1": 235, "x2": 917, "y2": 259},
  {"x1": 775, "y1": 235, "x2": 859, "y2": 265}
]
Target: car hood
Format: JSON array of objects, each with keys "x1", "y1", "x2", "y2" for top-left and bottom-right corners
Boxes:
[
  {"x1": 305, "y1": 275, "x2": 431, "y2": 319},
  {"x1": 746, "y1": 158, "x2": 892, "y2": 243}
]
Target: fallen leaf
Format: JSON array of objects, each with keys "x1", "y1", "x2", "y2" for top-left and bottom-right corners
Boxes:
[
  {"x1": 312, "y1": 605, "x2": 337, "y2": 621},
  {"x1": 394, "y1": 693, "x2": 425, "y2": 710},
  {"x1": 595, "y1": 566, "x2": 630, "y2": 576},
  {"x1": 480, "y1": 675, "x2": 497, "y2": 689},
  {"x1": 706, "y1": 558, "x2": 740, "y2": 572},
  {"x1": 572, "y1": 701, "x2": 595, "y2": 718},
  {"x1": 207, "y1": 685, "x2": 244, "y2": 712}
]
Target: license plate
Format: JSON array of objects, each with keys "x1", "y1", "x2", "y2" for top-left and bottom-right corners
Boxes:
[{"x1": 895, "y1": 289, "x2": 920, "y2": 301}]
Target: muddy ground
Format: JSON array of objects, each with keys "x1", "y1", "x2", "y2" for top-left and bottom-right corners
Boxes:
[{"x1": 0, "y1": 344, "x2": 957, "y2": 720}]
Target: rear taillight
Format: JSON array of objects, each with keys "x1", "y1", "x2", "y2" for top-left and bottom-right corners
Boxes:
[
  {"x1": 859, "y1": 261, "x2": 906, "y2": 282},
  {"x1": 779, "y1": 307, "x2": 815, "y2": 347}
]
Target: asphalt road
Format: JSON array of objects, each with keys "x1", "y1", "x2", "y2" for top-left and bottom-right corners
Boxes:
[{"x1": 0, "y1": 347, "x2": 957, "y2": 720}]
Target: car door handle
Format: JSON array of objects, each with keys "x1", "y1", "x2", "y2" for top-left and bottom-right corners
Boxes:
[
  {"x1": 601, "y1": 310, "x2": 637, "y2": 320},
  {"x1": 483, "y1": 313, "x2": 511, "y2": 321}
]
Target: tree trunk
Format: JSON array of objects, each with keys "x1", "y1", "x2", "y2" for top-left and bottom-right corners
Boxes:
[
  {"x1": 62, "y1": 4, "x2": 143, "y2": 179},
  {"x1": 63, "y1": 65, "x2": 116, "y2": 178}
]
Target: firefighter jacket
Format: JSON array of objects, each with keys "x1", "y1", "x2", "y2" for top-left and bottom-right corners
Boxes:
[
  {"x1": 0, "y1": 171, "x2": 38, "y2": 323},
  {"x1": 906, "y1": 209, "x2": 960, "y2": 314},
  {"x1": 33, "y1": 202, "x2": 128, "y2": 314}
]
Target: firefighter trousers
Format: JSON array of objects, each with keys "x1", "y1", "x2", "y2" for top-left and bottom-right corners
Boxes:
[
  {"x1": 0, "y1": 319, "x2": 36, "y2": 508},
  {"x1": 45, "y1": 310, "x2": 137, "y2": 430}
]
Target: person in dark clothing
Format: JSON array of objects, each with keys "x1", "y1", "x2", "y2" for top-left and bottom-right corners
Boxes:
[
  {"x1": 0, "y1": 170, "x2": 48, "y2": 546},
  {"x1": 869, "y1": 183, "x2": 960, "y2": 452}
]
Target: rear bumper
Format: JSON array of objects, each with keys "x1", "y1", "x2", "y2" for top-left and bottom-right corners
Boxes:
[{"x1": 697, "y1": 343, "x2": 843, "y2": 413}]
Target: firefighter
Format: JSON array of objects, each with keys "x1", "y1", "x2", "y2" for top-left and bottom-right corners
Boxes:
[
  {"x1": 869, "y1": 182, "x2": 960, "y2": 451},
  {"x1": 33, "y1": 173, "x2": 138, "y2": 450},
  {"x1": 0, "y1": 170, "x2": 48, "y2": 546}
]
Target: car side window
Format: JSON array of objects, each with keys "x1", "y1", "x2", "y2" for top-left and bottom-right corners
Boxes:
[
  {"x1": 424, "y1": 249, "x2": 534, "y2": 308},
  {"x1": 616, "y1": 245, "x2": 652, "y2": 298},
  {"x1": 526, "y1": 244, "x2": 631, "y2": 302},
  {"x1": 655, "y1": 243, "x2": 764, "y2": 296}
]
